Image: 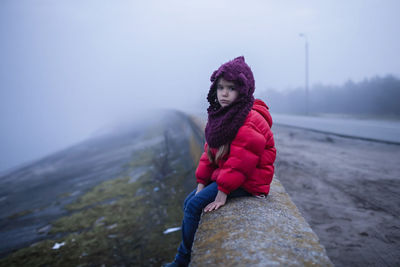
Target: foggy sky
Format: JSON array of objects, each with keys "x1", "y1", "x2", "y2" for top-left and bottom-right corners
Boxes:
[{"x1": 1, "y1": 0, "x2": 400, "y2": 174}]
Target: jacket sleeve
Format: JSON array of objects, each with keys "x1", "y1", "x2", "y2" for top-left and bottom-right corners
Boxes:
[
  {"x1": 195, "y1": 143, "x2": 216, "y2": 185},
  {"x1": 216, "y1": 124, "x2": 266, "y2": 194}
]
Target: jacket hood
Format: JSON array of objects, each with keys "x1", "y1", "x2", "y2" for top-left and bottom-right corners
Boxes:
[{"x1": 252, "y1": 99, "x2": 273, "y2": 127}]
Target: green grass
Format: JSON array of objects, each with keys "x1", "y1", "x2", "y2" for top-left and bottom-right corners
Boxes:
[{"x1": 0, "y1": 124, "x2": 203, "y2": 267}]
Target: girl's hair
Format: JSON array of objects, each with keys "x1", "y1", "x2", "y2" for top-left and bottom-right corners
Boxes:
[{"x1": 207, "y1": 143, "x2": 230, "y2": 164}]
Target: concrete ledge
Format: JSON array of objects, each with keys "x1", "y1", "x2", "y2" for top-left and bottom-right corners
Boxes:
[{"x1": 190, "y1": 178, "x2": 333, "y2": 266}]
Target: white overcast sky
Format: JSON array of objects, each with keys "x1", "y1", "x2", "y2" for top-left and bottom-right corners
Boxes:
[{"x1": 1, "y1": 0, "x2": 399, "y2": 173}]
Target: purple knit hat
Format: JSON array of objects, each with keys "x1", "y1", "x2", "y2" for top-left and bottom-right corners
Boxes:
[{"x1": 205, "y1": 56, "x2": 255, "y2": 148}]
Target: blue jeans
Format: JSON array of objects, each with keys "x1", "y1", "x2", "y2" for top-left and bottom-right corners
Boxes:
[{"x1": 174, "y1": 182, "x2": 251, "y2": 266}]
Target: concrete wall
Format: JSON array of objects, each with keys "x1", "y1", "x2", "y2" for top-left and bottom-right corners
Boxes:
[{"x1": 190, "y1": 178, "x2": 333, "y2": 266}]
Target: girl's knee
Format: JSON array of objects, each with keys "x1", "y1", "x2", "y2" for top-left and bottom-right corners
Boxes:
[
  {"x1": 184, "y1": 197, "x2": 204, "y2": 218},
  {"x1": 183, "y1": 190, "x2": 196, "y2": 211}
]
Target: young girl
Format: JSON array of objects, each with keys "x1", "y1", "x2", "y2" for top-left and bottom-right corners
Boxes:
[{"x1": 164, "y1": 56, "x2": 276, "y2": 267}]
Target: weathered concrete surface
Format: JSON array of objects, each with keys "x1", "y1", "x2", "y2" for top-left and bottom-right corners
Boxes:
[{"x1": 190, "y1": 178, "x2": 333, "y2": 267}]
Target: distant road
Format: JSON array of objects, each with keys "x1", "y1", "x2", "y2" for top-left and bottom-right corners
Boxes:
[{"x1": 272, "y1": 113, "x2": 400, "y2": 144}]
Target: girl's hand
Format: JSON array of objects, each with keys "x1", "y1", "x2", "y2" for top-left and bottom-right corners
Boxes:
[
  {"x1": 195, "y1": 183, "x2": 205, "y2": 195},
  {"x1": 204, "y1": 190, "x2": 227, "y2": 212}
]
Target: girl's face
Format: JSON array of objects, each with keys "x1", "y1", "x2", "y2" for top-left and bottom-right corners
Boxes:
[{"x1": 216, "y1": 78, "x2": 238, "y2": 107}]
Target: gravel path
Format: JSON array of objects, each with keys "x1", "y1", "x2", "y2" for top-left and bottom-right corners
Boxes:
[{"x1": 274, "y1": 124, "x2": 400, "y2": 267}]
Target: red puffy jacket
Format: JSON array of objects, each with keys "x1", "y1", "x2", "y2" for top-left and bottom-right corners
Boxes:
[{"x1": 195, "y1": 99, "x2": 276, "y2": 196}]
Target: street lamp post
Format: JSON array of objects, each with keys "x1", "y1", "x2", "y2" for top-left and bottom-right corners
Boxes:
[{"x1": 299, "y1": 33, "x2": 309, "y2": 115}]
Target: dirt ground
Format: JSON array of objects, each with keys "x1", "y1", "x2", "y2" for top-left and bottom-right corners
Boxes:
[{"x1": 273, "y1": 124, "x2": 400, "y2": 267}]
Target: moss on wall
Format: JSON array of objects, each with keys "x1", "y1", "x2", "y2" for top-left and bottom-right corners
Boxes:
[{"x1": 191, "y1": 179, "x2": 334, "y2": 267}]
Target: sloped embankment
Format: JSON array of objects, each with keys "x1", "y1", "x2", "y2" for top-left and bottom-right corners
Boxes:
[{"x1": 0, "y1": 110, "x2": 202, "y2": 267}]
